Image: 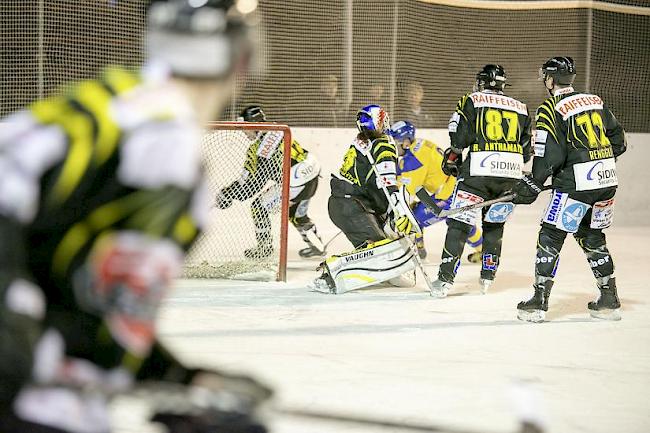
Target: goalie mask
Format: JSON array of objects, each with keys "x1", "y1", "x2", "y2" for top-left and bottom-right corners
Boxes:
[{"x1": 357, "y1": 104, "x2": 390, "y2": 139}]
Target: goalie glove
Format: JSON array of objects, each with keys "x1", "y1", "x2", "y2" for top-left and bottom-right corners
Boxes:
[
  {"x1": 388, "y1": 185, "x2": 421, "y2": 236},
  {"x1": 441, "y1": 147, "x2": 462, "y2": 177},
  {"x1": 511, "y1": 173, "x2": 544, "y2": 205}
]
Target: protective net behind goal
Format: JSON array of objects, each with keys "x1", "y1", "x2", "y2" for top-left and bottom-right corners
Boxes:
[
  {"x1": 183, "y1": 123, "x2": 291, "y2": 281},
  {"x1": 1, "y1": 1, "x2": 649, "y2": 132}
]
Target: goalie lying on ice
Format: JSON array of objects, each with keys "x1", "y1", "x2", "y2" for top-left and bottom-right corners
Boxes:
[{"x1": 312, "y1": 105, "x2": 421, "y2": 294}]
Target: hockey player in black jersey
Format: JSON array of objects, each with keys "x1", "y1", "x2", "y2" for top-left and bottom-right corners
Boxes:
[
  {"x1": 215, "y1": 105, "x2": 325, "y2": 258},
  {"x1": 430, "y1": 65, "x2": 532, "y2": 297},
  {"x1": 512, "y1": 56, "x2": 626, "y2": 322},
  {"x1": 313, "y1": 105, "x2": 421, "y2": 294},
  {"x1": 0, "y1": 1, "x2": 270, "y2": 432}
]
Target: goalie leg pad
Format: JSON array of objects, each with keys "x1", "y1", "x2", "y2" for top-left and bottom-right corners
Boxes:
[{"x1": 322, "y1": 238, "x2": 416, "y2": 294}]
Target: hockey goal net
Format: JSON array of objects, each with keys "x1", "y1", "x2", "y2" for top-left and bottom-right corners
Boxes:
[{"x1": 184, "y1": 122, "x2": 291, "y2": 281}]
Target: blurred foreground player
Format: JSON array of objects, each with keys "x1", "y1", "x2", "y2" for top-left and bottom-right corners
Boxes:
[
  {"x1": 431, "y1": 64, "x2": 532, "y2": 297},
  {"x1": 313, "y1": 105, "x2": 420, "y2": 294},
  {"x1": 215, "y1": 105, "x2": 325, "y2": 258},
  {"x1": 512, "y1": 56, "x2": 626, "y2": 322},
  {"x1": 389, "y1": 120, "x2": 483, "y2": 262},
  {"x1": 0, "y1": 1, "x2": 271, "y2": 432}
]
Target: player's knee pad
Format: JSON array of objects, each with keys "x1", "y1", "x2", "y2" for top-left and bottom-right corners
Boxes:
[
  {"x1": 482, "y1": 222, "x2": 504, "y2": 243},
  {"x1": 480, "y1": 222, "x2": 505, "y2": 277},
  {"x1": 321, "y1": 238, "x2": 416, "y2": 294},
  {"x1": 574, "y1": 228, "x2": 614, "y2": 277},
  {"x1": 535, "y1": 225, "x2": 567, "y2": 278}
]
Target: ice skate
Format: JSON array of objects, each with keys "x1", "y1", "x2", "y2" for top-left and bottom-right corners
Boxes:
[
  {"x1": 310, "y1": 262, "x2": 337, "y2": 294},
  {"x1": 297, "y1": 222, "x2": 326, "y2": 259},
  {"x1": 429, "y1": 279, "x2": 452, "y2": 298},
  {"x1": 588, "y1": 277, "x2": 621, "y2": 321},
  {"x1": 517, "y1": 280, "x2": 553, "y2": 323},
  {"x1": 298, "y1": 245, "x2": 326, "y2": 259},
  {"x1": 467, "y1": 250, "x2": 481, "y2": 263},
  {"x1": 478, "y1": 277, "x2": 493, "y2": 295},
  {"x1": 244, "y1": 242, "x2": 274, "y2": 259},
  {"x1": 310, "y1": 275, "x2": 335, "y2": 294}
]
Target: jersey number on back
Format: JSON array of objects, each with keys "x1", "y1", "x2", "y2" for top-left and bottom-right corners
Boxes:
[
  {"x1": 484, "y1": 109, "x2": 519, "y2": 142},
  {"x1": 575, "y1": 112, "x2": 610, "y2": 148}
]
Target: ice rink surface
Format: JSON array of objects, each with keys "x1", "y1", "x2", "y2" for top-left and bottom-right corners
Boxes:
[{"x1": 113, "y1": 200, "x2": 650, "y2": 433}]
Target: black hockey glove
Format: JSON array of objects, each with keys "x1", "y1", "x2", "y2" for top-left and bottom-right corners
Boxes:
[
  {"x1": 441, "y1": 147, "x2": 462, "y2": 177},
  {"x1": 215, "y1": 188, "x2": 234, "y2": 209},
  {"x1": 511, "y1": 174, "x2": 544, "y2": 205}
]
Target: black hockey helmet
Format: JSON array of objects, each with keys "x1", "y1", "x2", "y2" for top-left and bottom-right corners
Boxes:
[
  {"x1": 540, "y1": 56, "x2": 576, "y2": 85},
  {"x1": 476, "y1": 64, "x2": 508, "y2": 91},
  {"x1": 239, "y1": 105, "x2": 266, "y2": 122},
  {"x1": 147, "y1": 0, "x2": 253, "y2": 79}
]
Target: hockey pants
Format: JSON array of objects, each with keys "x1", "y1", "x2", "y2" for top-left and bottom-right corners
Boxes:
[{"x1": 328, "y1": 195, "x2": 386, "y2": 249}]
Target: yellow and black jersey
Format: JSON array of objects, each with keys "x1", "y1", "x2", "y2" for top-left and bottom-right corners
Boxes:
[
  {"x1": 331, "y1": 133, "x2": 398, "y2": 215},
  {"x1": 222, "y1": 132, "x2": 310, "y2": 201},
  {"x1": 0, "y1": 66, "x2": 206, "y2": 388},
  {"x1": 532, "y1": 87, "x2": 626, "y2": 192},
  {"x1": 449, "y1": 91, "x2": 532, "y2": 179}
]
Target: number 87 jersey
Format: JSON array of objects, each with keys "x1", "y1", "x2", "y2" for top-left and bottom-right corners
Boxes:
[
  {"x1": 533, "y1": 86, "x2": 626, "y2": 193},
  {"x1": 448, "y1": 90, "x2": 532, "y2": 180}
]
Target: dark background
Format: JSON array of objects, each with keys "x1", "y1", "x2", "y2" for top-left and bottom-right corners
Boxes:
[{"x1": 1, "y1": 0, "x2": 648, "y2": 131}]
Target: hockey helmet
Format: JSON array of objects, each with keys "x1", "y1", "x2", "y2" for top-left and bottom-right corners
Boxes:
[
  {"x1": 356, "y1": 104, "x2": 390, "y2": 137},
  {"x1": 540, "y1": 56, "x2": 576, "y2": 85},
  {"x1": 476, "y1": 64, "x2": 508, "y2": 91},
  {"x1": 389, "y1": 120, "x2": 416, "y2": 143},
  {"x1": 147, "y1": 0, "x2": 254, "y2": 79},
  {"x1": 239, "y1": 105, "x2": 266, "y2": 122}
]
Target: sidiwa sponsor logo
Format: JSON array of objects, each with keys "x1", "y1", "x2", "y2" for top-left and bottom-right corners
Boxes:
[
  {"x1": 344, "y1": 250, "x2": 374, "y2": 263},
  {"x1": 586, "y1": 161, "x2": 617, "y2": 184},
  {"x1": 479, "y1": 152, "x2": 522, "y2": 173}
]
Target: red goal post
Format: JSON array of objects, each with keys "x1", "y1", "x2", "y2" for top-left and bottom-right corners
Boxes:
[{"x1": 183, "y1": 122, "x2": 292, "y2": 282}]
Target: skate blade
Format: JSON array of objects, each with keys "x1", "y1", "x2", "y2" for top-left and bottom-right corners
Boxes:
[
  {"x1": 479, "y1": 279, "x2": 493, "y2": 295},
  {"x1": 517, "y1": 309, "x2": 546, "y2": 323},
  {"x1": 589, "y1": 308, "x2": 621, "y2": 321},
  {"x1": 429, "y1": 287, "x2": 449, "y2": 299},
  {"x1": 309, "y1": 279, "x2": 336, "y2": 294}
]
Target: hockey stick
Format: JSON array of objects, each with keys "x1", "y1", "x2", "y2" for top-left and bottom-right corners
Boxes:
[
  {"x1": 367, "y1": 154, "x2": 436, "y2": 293},
  {"x1": 415, "y1": 185, "x2": 552, "y2": 219},
  {"x1": 323, "y1": 230, "x2": 343, "y2": 250},
  {"x1": 278, "y1": 407, "x2": 541, "y2": 433}
]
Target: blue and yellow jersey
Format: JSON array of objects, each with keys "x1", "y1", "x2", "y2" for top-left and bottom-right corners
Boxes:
[{"x1": 398, "y1": 138, "x2": 456, "y2": 200}]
